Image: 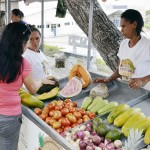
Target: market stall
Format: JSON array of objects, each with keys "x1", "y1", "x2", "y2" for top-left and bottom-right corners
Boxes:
[{"x1": 18, "y1": 71, "x2": 150, "y2": 150}]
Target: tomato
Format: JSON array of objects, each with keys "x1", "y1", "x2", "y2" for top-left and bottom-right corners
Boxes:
[
  {"x1": 39, "y1": 114, "x2": 47, "y2": 121},
  {"x1": 63, "y1": 126, "x2": 71, "y2": 132},
  {"x1": 49, "y1": 110, "x2": 55, "y2": 117},
  {"x1": 53, "y1": 110, "x2": 62, "y2": 120},
  {"x1": 45, "y1": 117, "x2": 52, "y2": 124},
  {"x1": 55, "y1": 104, "x2": 63, "y2": 110},
  {"x1": 61, "y1": 108, "x2": 69, "y2": 116},
  {"x1": 77, "y1": 108, "x2": 86, "y2": 115},
  {"x1": 56, "y1": 128, "x2": 63, "y2": 134},
  {"x1": 83, "y1": 115, "x2": 90, "y2": 122},
  {"x1": 71, "y1": 123, "x2": 78, "y2": 128},
  {"x1": 64, "y1": 99, "x2": 72, "y2": 103},
  {"x1": 77, "y1": 118, "x2": 83, "y2": 124},
  {"x1": 61, "y1": 118, "x2": 71, "y2": 127},
  {"x1": 67, "y1": 114, "x2": 77, "y2": 123},
  {"x1": 48, "y1": 103, "x2": 55, "y2": 111},
  {"x1": 72, "y1": 102, "x2": 77, "y2": 107},
  {"x1": 53, "y1": 121, "x2": 61, "y2": 129},
  {"x1": 65, "y1": 113, "x2": 73, "y2": 118},
  {"x1": 34, "y1": 108, "x2": 42, "y2": 115},
  {"x1": 49, "y1": 118, "x2": 57, "y2": 126},
  {"x1": 43, "y1": 107, "x2": 50, "y2": 113},
  {"x1": 57, "y1": 100, "x2": 64, "y2": 106},
  {"x1": 65, "y1": 102, "x2": 73, "y2": 108},
  {"x1": 58, "y1": 117, "x2": 65, "y2": 123},
  {"x1": 73, "y1": 111, "x2": 82, "y2": 119},
  {"x1": 88, "y1": 112, "x2": 96, "y2": 119},
  {"x1": 69, "y1": 107, "x2": 76, "y2": 113}
]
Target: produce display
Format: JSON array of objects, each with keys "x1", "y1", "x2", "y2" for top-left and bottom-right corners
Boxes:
[
  {"x1": 34, "y1": 99, "x2": 96, "y2": 133},
  {"x1": 19, "y1": 69, "x2": 150, "y2": 149},
  {"x1": 69, "y1": 64, "x2": 91, "y2": 88},
  {"x1": 19, "y1": 88, "x2": 44, "y2": 108},
  {"x1": 63, "y1": 117, "x2": 123, "y2": 150}
]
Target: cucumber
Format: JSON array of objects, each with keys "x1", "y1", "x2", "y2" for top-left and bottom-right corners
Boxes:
[
  {"x1": 87, "y1": 96, "x2": 103, "y2": 111},
  {"x1": 98, "y1": 102, "x2": 118, "y2": 116},
  {"x1": 90, "y1": 100, "x2": 108, "y2": 113},
  {"x1": 81, "y1": 97, "x2": 92, "y2": 110}
]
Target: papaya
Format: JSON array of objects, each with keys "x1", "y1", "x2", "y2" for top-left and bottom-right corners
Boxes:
[
  {"x1": 121, "y1": 112, "x2": 145, "y2": 135},
  {"x1": 144, "y1": 127, "x2": 150, "y2": 144},
  {"x1": 20, "y1": 92, "x2": 44, "y2": 108},
  {"x1": 37, "y1": 76, "x2": 59, "y2": 94},
  {"x1": 123, "y1": 117, "x2": 150, "y2": 137},
  {"x1": 69, "y1": 64, "x2": 91, "y2": 88},
  {"x1": 36, "y1": 87, "x2": 59, "y2": 101},
  {"x1": 107, "y1": 104, "x2": 130, "y2": 124},
  {"x1": 114, "y1": 108, "x2": 141, "y2": 127}
]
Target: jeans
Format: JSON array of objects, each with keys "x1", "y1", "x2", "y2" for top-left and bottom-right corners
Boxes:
[{"x1": 0, "y1": 114, "x2": 22, "y2": 150}]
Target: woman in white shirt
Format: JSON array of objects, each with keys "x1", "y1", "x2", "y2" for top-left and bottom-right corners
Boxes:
[
  {"x1": 93, "y1": 9, "x2": 150, "y2": 89},
  {"x1": 23, "y1": 27, "x2": 52, "y2": 83}
]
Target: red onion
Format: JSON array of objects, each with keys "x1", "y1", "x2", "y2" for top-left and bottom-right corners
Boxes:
[
  {"x1": 77, "y1": 130, "x2": 85, "y2": 140},
  {"x1": 71, "y1": 134, "x2": 78, "y2": 141},
  {"x1": 106, "y1": 143, "x2": 115, "y2": 149},
  {"x1": 98, "y1": 142, "x2": 105, "y2": 148},
  {"x1": 86, "y1": 143, "x2": 95, "y2": 150},
  {"x1": 86, "y1": 126, "x2": 92, "y2": 132},
  {"x1": 79, "y1": 140, "x2": 87, "y2": 150},
  {"x1": 92, "y1": 135, "x2": 101, "y2": 145},
  {"x1": 86, "y1": 122, "x2": 92, "y2": 127},
  {"x1": 90, "y1": 132, "x2": 97, "y2": 136}
]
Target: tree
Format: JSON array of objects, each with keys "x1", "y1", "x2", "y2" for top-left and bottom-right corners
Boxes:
[
  {"x1": 0, "y1": 11, "x2": 5, "y2": 32},
  {"x1": 64, "y1": 0, "x2": 123, "y2": 71}
]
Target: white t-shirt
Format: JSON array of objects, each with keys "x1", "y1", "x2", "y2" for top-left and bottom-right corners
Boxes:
[
  {"x1": 23, "y1": 49, "x2": 51, "y2": 81},
  {"x1": 117, "y1": 36, "x2": 150, "y2": 82}
]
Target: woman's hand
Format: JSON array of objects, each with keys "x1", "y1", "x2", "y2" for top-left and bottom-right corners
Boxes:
[
  {"x1": 93, "y1": 77, "x2": 111, "y2": 83},
  {"x1": 128, "y1": 78, "x2": 146, "y2": 89},
  {"x1": 42, "y1": 78, "x2": 55, "y2": 85}
]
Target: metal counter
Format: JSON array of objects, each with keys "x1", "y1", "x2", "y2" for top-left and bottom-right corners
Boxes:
[{"x1": 22, "y1": 72, "x2": 150, "y2": 150}]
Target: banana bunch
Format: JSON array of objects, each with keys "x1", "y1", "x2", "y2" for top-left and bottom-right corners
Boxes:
[{"x1": 19, "y1": 88, "x2": 44, "y2": 108}]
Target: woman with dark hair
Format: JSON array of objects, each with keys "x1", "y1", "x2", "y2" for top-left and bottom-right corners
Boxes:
[
  {"x1": 93, "y1": 9, "x2": 150, "y2": 89},
  {"x1": 11, "y1": 8, "x2": 24, "y2": 23},
  {"x1": 0, "y1": 22, "x2": 52, "y2": 150},
  {"x1": 23, "y1": 27, "x2": 51, "y2": 82}
]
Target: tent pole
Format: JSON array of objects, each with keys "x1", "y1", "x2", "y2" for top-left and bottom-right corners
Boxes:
[
  {"x1": 6, "y1": 0, "x2": 11, "y2": 24},
  {"x1": 41, "y1": 0, "x2": 44, "y2": 51},
  {"x1": 87, "y1": 0, "x2": 93, "y2": 70}
]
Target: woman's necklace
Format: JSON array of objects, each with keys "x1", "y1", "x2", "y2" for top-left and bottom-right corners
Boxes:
[
  {"x1": 128, "y1": 35, "x2": 141, "y2": 48},
  {"x1": 28, "y1": 48, "x2": 40, "y2": 53}
]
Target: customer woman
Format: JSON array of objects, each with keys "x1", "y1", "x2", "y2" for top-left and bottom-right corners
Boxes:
[
  {"x1": 0, "y1": 22, "x2": 51, "y2": 150},
  {"x1": 11, "y1": 8, "x2": 24, "y2": 23},
  {"x1": 93, "y1": 9, "x2": 150, "y2": 89},
  {"x1": 23, "y1": 27, "x2": 51, "y2": 82}
]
